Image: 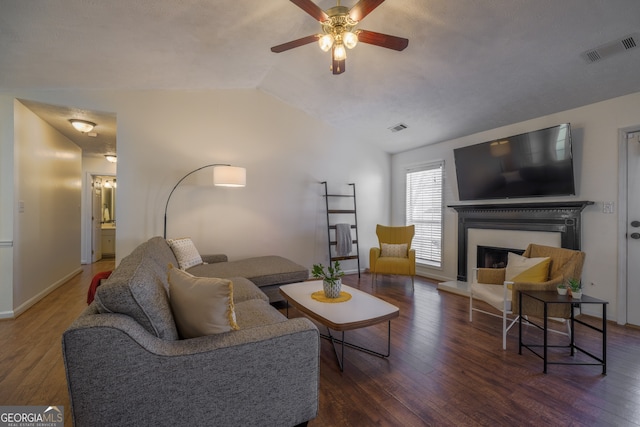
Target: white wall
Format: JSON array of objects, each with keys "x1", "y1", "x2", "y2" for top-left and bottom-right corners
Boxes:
[
  {"x1": 0, "y1": 97, "x2": 15, "y2": 316},
  {"x1": 0, "y1": 89, "x2": 390, "y2": 285},
  {"x1": 114, "y1": 89, "x2": 389, "y2": 271},
  {"x1": 10, "y1": 100, "x2": 82, "y2": 316},
  {"x1": 392, "y1": 91, "x2": 640, "y2": 321}
]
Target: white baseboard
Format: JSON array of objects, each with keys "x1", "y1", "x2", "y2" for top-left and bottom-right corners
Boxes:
[{"x1": 7, "y1": 267, "x2": 83, "y2": 319}]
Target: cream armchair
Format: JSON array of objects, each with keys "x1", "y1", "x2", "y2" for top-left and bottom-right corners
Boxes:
[
  {"x1": 370, "y1": 224, "x2": 416, "y2": 288},
  {"x1": 469, "y1": 243, "x2": 585, "y2": 350}
]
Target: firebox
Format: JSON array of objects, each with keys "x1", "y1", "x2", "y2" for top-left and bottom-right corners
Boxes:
[{"x1": 476, "y1": 245, "x2": 524, "y2": 269}]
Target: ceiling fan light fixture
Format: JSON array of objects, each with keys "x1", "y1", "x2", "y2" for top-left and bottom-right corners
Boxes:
[
  {"x1": 343, "y1": 31, "x2": 358, "y2": 49},
  {"x1": 333, "y1": 43, "x2": 347, "y2": 61},
  {"x1": 318, "y1": 34, "x2": 334, "y2": 52},
  {"x1": 270, "y1": 0, "x2": 409, "y2": 75},
  {"x1": 69, "y1": 119, "x2": 96, "y2": 133}
]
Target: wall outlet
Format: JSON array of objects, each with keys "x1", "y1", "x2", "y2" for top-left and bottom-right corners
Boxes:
[{"x1": 603, "y1": 202, "x2": 615, "y2": 214}]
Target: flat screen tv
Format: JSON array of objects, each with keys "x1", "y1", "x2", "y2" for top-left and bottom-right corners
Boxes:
[{"x1": 454, "y1": 123, "x2": 576, "y2": 201}]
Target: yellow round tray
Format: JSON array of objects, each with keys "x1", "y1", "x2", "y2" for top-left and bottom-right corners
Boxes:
[{"x1": 311, "y1": 290, "x2": 352, "y2": 303}]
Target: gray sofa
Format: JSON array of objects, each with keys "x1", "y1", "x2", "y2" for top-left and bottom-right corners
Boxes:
[
  {"x1": 62, "y1": 237, "x2": 320, "y2": 427},
  {"x1": 190, "y1": 252, "x2": 309, "y2": 303}
]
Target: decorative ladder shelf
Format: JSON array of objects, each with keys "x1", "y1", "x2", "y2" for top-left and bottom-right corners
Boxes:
[{"x1": 321, "y1": 182, "x2": 361, "y2": 278}]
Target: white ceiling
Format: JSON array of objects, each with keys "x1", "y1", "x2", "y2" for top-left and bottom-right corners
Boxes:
[{"x1": 2, "y1": 0, "x2": 640, "y2": 154}]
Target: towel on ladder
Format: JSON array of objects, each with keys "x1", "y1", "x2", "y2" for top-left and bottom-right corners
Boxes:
[{"x1": 335, "y1": 223, "x2": 352, "y2": 257}]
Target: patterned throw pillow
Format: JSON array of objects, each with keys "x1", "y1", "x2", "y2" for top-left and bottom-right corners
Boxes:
[
  {"x1": 167, "y1": 264, "x2": 239, "y2": 338},
  {"x1": 380, "y1": 243, "x2": 408, "y2": 258},
  {"x1": 167, "y1": 237, "x2": 203, "y2": 270}
]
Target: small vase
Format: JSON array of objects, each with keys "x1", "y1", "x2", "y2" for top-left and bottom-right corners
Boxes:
[
  {"x1": 323, "y1": 278, "x2": 342, "y2": 299},
  {"x1": 557, "y1": 287, "x2": 567, "y2": 295},
  {"x1": 572, "y1": 290, "x2": 582, "y2": 299}
]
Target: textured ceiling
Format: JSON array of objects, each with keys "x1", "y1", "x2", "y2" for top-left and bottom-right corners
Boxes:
[{"x1": 2, "y1": 0, "x2": 640, "y2": 154}]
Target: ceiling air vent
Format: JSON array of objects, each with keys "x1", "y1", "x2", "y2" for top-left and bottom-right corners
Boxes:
[
  {"x1": 581, "y1": 33, "x2": 639, "y2": 63},
  {"x1": 389, "y1": 123, "x2": 408, "y2": 133}
]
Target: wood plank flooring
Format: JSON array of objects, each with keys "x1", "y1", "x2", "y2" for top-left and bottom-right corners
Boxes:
[{"x1": 1, "y1": 262, "x2": 639, "y2": 426}]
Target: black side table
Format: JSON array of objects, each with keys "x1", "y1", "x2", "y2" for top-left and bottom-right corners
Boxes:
[{"x1": 518, "y1": 290, "x2": 608, "y2": 374}]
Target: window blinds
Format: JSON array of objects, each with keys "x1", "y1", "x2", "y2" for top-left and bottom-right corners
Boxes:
[{"x1": 406, "y1": 162, "x2": 444, "y2": 267}]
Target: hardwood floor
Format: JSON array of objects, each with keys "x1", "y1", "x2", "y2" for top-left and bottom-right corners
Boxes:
[
  {"x1": 0, "y1": 259, "x2": 115, "y2": 426},
  {"x1": 1, "y1": 264, "x2": 639, "y2": 426}
]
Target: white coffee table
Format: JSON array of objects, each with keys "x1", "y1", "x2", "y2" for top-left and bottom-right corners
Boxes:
[{"x1": 279, "y1": 280, "x2": 400, "y2": 371}]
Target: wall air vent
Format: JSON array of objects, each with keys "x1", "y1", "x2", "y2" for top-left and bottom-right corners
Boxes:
[
  {"x1": 389, "y1": 123, "x2": 408, "y2": 133},
  {"x1": 581, "y1": 33, "x2": 639, "y2": 63}
]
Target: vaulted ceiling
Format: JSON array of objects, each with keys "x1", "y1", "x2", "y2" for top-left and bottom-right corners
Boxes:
[{"x1": 2, "y1": 0, "x2": 640, "y2": 154}]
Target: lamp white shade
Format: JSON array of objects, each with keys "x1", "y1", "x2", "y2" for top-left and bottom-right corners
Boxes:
[{"x1": 213, "y1": 166, "x2": 246, "y2": 187}]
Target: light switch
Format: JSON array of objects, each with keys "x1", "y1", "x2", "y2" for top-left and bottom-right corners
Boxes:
[
  {"x1": 18, "y1": 200, "x2": 24, "y2": 213},
  {"x1": 603, "y1": 201, "x2": 614, "y2": 214}
]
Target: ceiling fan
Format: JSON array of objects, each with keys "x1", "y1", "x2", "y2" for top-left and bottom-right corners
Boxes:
[{"x1": 271, "y1": 0, "x2": 409, "y2": 75}]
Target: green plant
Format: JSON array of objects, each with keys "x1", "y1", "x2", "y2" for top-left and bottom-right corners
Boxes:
[
  {"x1": 312, "y1": 261, "x2": 344, "y2": 286},
  {"x1": 566, "y1": 278, "x2": 581, "y2": 291}
]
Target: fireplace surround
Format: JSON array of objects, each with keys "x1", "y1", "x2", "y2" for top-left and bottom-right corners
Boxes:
[{"x1": 449, "y1": 201, "x2": 593, "y2": 281}]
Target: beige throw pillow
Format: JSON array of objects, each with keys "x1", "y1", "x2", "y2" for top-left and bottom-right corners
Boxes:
[
  {"x1": 167, "y1": 237, "x2": 203, "y2": 270},
  {"x1": 380, "y1": 243, "x2": 408, "y2": 258},
  {"x1": 505, "y1": 252, "x2": 551, "y2": 283},
  {"x1": 167, "y1": 264, "x2": 239, "y2": 338}
]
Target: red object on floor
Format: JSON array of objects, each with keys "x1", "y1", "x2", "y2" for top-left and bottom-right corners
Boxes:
[{"x1": 87, "y1": 271, "x2": 112, "y2": 304}]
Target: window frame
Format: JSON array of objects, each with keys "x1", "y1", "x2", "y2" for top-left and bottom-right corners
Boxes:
[{"x1": 405, "y1": 161, "x2": 445, "y2": 269}]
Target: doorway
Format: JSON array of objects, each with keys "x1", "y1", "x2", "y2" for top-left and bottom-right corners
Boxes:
[
  {"x1": 90, "y1": 174, "x2": 116, "y2": 262},
  {"x1": 618, "y1": 128, "x2": 640, "y2": 327}
]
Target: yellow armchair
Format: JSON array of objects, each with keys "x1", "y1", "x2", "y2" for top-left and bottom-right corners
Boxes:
[{"x1": 370, "y1": 224, "x2": 416, "y2": 288}]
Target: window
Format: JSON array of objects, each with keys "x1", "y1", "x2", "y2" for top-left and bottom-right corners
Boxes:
[{"x1": 406, "y1": 162, "x2": 444, "y2": 267}]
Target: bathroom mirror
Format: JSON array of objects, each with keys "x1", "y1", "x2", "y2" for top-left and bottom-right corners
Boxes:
[{"x1": 96, "y1": 176, "x2": 116, "y2": 224}]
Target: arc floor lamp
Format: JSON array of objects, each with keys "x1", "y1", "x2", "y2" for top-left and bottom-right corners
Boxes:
[{"x1": 163, "y1": 164, "x2": 246, "y2": 239}]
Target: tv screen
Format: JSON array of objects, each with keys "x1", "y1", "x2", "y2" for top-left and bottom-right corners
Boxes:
[{"x1": 454, "y1": 124, "x2": 576, "y2": 201}]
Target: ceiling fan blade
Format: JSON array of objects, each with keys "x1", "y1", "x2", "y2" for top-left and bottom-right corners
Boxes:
[
  {"x1": 290, "y1": 0, "x2": 329, "y2": 22},
  {"x1": 271, "y1": 34, "x2": 319, "y2": 53},
  {"x1": 357, "y1": 30, "x2": 409, "y2": 51},
  {"x1": 349, "y1": 0, "x2": 386, "y2": 22}
]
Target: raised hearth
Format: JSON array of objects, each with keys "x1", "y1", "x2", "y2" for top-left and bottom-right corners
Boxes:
[{"x1": 449, "y1": 201, "x2": 593, "y2": 282}]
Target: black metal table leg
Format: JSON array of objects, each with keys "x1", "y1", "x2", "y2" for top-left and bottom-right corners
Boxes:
[
  {"x1": 518, "y1": 292, "x2": 523, "y2": 355},
  {"x1": 322, "y1": 321, "x2": 392, "y2": 372},
  {"x1": 602, "y1": 304, "x2": 607, "y2": 375},
  {"x1": 543, "y1": 302, "x2": 548, "y2": 374}
]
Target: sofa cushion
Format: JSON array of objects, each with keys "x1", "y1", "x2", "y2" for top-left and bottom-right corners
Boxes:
[
  {"x1": 168, "y1": 265, "x2": 239, "y2": 338},
  {"x1": 234, "y1": 299, "x2": 288, "y2": 329},
  {"x1": 94, "y1": 238, "x2": 179, "y2": 340},
  {"x1": 167, "y1": 237, "x2": 203, "y2": 270},
  {"x1": 471, "y1": 282, "x2": 512, "y2": 311},
  {"x1": 229, "y1": 276, "x2": 269, "y2": 303},
  {"x1": 187, "y1": 255, "x2": 308, "y2": 287}
]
